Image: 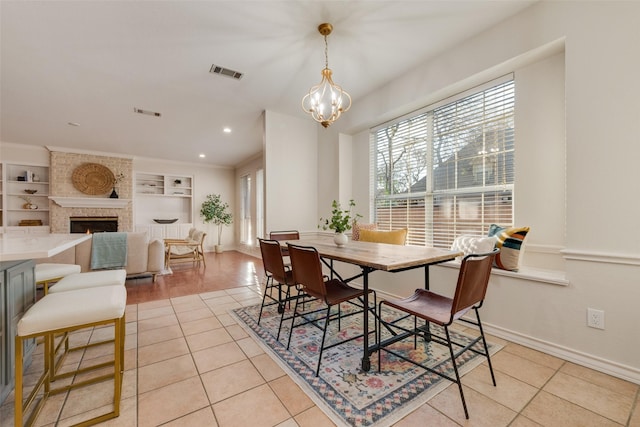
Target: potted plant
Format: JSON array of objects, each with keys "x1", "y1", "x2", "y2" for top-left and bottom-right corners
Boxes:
[
  {"x1": 110, "y1": 172, "x2": 125, "y2": 199},
  {"x1": 200, "y1": 194, "x2": 233, "y2": 253},
  {"x1": 319, "y1": 199, "x2": 361, "y2": 247}
]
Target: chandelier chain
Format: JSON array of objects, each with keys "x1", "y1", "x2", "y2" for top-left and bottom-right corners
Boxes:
[{"x1": 324, "y1": 35, "x2": 329, "y2": 69}]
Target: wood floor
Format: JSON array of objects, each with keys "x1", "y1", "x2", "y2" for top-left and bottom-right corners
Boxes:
[{"x1": 126, "y1": 250, "x2": 265, "y2": 304}]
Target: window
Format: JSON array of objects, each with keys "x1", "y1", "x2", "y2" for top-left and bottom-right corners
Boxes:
[
  {"x1": 371, "y1": 77, "x2": 515, "y2": 248},
  {"x1": 240, "y1": 174, "x2": 252, "y2": 244},
  {"x1": 256, "y1": 168, "x2": 264, "y2": 240}
]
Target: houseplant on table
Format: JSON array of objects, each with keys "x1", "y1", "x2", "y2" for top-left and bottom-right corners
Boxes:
[
  {"x1": 200, "y1": 194, "x2": 233, "y2": 253},
  {"x1": 319, "y1": 199, "x2": 361, "y2": 247}
]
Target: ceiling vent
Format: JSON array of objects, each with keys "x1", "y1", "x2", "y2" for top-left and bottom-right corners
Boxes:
[
  {"x1": 133, "y1": 108, "x2": 161, "y2": 117},
  {"x1": 210, "y1": 64, "x2": 243, "y2": 80}
]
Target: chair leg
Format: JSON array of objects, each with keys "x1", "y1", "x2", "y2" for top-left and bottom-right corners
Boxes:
[
  {"x1": 257, "y1": 276, "x2": 274, "y2": 325},
  {"x1": 276, "y1": 286, "x2": 293, "y2": 341},
  {"x1": 377, "y1": 300, "x2": 384, "y2": 372},
  {"x1": 286, "y1": 290, "x2": 303, "y2": 350},
  {"x1": 444, "y1": 326, "x2": 469, "y2": 419},
  {"x1": 315, "y1": 305, "x2": 332, "y2": 377},
  {"x1": 475, "y1": 307, "x2": 496, "y2": 386}
]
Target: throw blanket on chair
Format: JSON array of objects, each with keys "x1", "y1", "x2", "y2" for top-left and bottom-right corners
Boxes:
[{"x1": 91, "y1": 232, "x2": 128, "y2": 269}]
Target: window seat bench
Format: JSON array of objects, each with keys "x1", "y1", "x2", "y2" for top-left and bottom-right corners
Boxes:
[{"x1": 439, "y1": 261, "x2": 568, "y2": 287}]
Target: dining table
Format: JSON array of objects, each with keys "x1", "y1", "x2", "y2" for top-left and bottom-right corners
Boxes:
[{"x1": 283, "y1": 237, "x2": 462, "y2": 371}]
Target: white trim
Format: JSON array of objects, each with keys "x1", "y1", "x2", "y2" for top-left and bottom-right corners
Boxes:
[
  {"x1": 46, "y1": 145, "x2": 135, "y2": 160},
  {"x1": 483, "y1": 323, "x2": 640, "y2": 385},
  {"x1": 49, "y1": 197, "x2": 131, "y2": 208},
  {"x1": 561, "y1": 249, "x2": 640, "y2": 266}
]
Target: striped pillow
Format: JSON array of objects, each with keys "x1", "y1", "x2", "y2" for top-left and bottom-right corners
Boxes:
[{"x1": 487, "y1": 224, "x2": 530, "y2": 271}]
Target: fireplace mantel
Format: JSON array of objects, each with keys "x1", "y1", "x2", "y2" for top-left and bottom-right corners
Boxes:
[{"x1": 49, "y1": 196, "x2": 131, "y2": 208}]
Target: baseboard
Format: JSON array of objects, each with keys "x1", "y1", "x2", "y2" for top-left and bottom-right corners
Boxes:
[{"x1": 483, "y1": 323, "x2": 640, "y2": 385}]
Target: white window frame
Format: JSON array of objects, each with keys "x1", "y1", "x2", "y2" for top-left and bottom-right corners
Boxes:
[{"x1": 371, "y1": 75, "x2": 515, "y2": 248}]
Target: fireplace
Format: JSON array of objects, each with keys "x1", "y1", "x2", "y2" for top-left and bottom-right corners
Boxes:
[{"x1": 70, "y1": 216, "x2": 118, "y2": 233}]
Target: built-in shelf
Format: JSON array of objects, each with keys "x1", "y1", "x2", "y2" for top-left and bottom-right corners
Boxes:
[
  {"x1": 49, "y1": 197, "x2": 131, "y2": 208},
  {"x1": 134, "y1": 172, "x2": 193, "y2": 224},
  {"x1": 1, "y1": 162, "x2": 50, "y2": 227}
]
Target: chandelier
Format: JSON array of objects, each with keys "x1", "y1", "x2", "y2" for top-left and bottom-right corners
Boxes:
[{"x1": 302, "y1": 23, "x2": 352, "y2": 128}]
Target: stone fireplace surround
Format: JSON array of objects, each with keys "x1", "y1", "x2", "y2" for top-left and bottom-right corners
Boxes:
[{"x1": 48, "y1": 149, "x2": 134, "y2": 233}]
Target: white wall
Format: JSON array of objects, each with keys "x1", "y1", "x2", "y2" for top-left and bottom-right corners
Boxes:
[
  {"x1": 133, "y1": 157, "x2": 235, "y2": 252},
  {"x1": 314, "y1": 1, "x2": 640, "y2": 382},
  {"x1": 235, "y1": 153, "x2": 263, "y2": 257},
  {"x1": 0, "y1": 142, "x2": 50, "y2": 166},
  {"x1": 264, "y1": 110, "x2": 318, "y2": 234}
]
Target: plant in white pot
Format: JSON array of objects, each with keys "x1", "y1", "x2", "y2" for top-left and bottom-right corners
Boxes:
[
  {"x1": 319, "y1": 199, "x2": 361, "y2": 247},
  {"x1": 200, "y1": 194, "x2": 233, "y2": 253}
]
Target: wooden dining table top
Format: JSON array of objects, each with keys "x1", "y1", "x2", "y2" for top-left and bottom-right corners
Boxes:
[{"x1": 283, "y1": 237, "x2": 462, "y2": 271}]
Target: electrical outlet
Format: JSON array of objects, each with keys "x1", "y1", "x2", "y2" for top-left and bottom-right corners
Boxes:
[{"x1": 587, "y1": 308, "x2": 605, "y2": 330}]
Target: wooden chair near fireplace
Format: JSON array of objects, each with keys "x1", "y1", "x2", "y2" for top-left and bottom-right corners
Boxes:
[{"x1": 164, "y1": 229, "x2": 206, "y2": 269}]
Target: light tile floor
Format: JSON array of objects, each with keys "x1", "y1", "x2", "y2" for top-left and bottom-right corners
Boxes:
[{"x1": 2, "y1": 287, "x2": 639, "y2": 427}]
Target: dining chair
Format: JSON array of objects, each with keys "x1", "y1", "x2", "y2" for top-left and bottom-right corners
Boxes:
[
  {"x1": 377, "y1": 248, "x2": 499, "y2": 419},
  {"x1": 269, "y1": 230, "x2": 300, "y2": 257},
  {"x1": 286, "y1": 243, "x2": 377, "y2": 377},
  {"x1": 257, "y1": 238, "x2": 301, "y2": 340}
]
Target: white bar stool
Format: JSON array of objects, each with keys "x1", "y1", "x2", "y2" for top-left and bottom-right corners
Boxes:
[
  {"x1": 48, "y1": 269, "x2": 127, "y2": 293},
  {"x1": 34, "y1": 263, "x2": 81, "y2": 295},
  {"x1": 14, "y1": 286, "x2": 127, "y2": 427}
]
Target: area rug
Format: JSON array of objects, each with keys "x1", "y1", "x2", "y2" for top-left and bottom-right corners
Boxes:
[{"x1": 231, "y1": 299, "x2": 502, "y2": 427}]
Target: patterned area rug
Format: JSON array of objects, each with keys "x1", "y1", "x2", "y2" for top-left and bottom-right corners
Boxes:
[{"x1": 232, "y1": 298, "x2": 501, "y2": 427}]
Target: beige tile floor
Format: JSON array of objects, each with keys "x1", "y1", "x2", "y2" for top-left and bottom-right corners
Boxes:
[{"x1": 2, "y1": 286, "x2": 639, "y2": 427}]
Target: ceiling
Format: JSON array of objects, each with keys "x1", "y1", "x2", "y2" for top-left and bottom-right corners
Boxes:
[{"x1": 0, "y1": 0, "x2": 536, "y2": 167}]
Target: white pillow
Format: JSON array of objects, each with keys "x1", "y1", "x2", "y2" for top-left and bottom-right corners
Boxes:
[{"x1": 450, "y1": 235, "x2": 497, "y2": 260}]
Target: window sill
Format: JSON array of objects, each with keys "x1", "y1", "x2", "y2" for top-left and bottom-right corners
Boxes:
[{"x1": 439, "y1": 261, "x2": 568, "y2": 286}]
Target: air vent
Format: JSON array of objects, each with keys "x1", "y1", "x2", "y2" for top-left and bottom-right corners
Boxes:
[
  {"x1": 209, "y1": 64, "x2": 243, "y2": 80},
  {"x1": 133, "y1": 108, "x2": 161, "y2": 117}
]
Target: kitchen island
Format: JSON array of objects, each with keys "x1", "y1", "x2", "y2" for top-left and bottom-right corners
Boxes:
[{"x1": 0, "y1": 233, "x2": 90, "y2": 403}]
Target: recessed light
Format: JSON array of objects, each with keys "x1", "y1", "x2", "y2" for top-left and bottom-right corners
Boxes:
[
  {"x1": 199, "y1": 154, "x2": 206, "y2": 158},
  {"x1": 223, "y1": 127, "x2": 231, "y2": 133}
]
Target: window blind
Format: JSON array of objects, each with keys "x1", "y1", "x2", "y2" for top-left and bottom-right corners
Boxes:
[{"x1": 371, "y1": 78, "x2": 515, "y2": 248}]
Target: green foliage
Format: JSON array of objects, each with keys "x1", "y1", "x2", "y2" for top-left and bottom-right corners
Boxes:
[
  {"x1": 319, "y1": 199, "x2": 361, "y2": 234},
  {"x1": 200, "y1": 194, "x2": 233, "y2": 244}
]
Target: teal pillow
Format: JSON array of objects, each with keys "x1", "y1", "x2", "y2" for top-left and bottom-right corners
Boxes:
[{"x1": 487, "y1": 224, "x2": 530, "y2": 271}]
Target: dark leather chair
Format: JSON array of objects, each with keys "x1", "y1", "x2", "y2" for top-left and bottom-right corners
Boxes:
[
  {"x1": 286, "y1": 243, "x2": 377, "y2": 377},
  {"x1": 269, "y1": 230, "x2": 300, "y2": 257},
  {"x1": 377, "y1": 249, "x2": 499, "y2": 419},
  {"x1": 257, "y1": 238, "x2": 299, "y2": 340}
]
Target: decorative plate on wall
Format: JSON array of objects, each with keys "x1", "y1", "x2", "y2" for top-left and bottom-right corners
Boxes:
[{"x1": 71, "y1": 163, "x2": 115, "y2": 195}]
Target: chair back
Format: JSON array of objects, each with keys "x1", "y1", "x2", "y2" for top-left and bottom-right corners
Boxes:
[
  {"x1": 450, "y1": 249, "x2": 499, "y2": 316},
  {"x1": 269, "y1": 230, "x2": 300, "y2": 241},
  {"x1": 258, "y1": 238, "x2": 289, "y2": 284},
  {"x1": 287, "y1": 243, "x2": 327, "y2": 300},
  {"x1": 269, "y1": 230, "x2": 300, "y2": 256}
]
